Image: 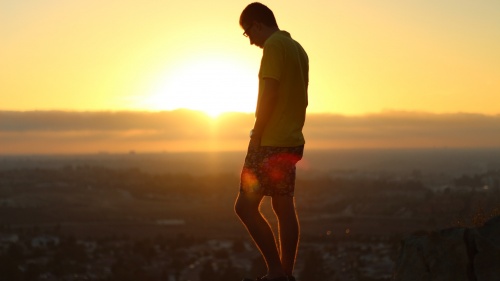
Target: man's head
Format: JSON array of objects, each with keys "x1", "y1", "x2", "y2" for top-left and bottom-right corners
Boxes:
[{"x1": 240, "y1": 2, "x2": 279, "y2": 48}]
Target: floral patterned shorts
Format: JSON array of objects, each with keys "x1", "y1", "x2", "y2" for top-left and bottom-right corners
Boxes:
[{"x1": 240, "y1": 144, "x2": 304, "y2": 197}]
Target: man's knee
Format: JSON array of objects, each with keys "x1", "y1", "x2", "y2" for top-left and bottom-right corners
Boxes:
[
  {"x1": 234, "y1": 197, "x2": 247, "y2": 219},
  {"x1": 234, "y1": 192, "x2": 261, "y2": 220}
]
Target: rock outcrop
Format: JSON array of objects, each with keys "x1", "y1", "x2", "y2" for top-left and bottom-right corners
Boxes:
[{"x1": 393, "y1": 216, "x2": 500, "y2": 281}]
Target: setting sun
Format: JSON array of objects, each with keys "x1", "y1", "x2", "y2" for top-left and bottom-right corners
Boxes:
[
  {"x1": 142, "y1": 56, "x2": 258, "y2": 117},
  {"x1": 2, "y1": 1, "x2": 500, "y2": 116}
]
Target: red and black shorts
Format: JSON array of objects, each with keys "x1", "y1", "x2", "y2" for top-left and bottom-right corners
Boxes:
[{"x1": 240, "y1": 144, "x2": 304, "y2": 197}]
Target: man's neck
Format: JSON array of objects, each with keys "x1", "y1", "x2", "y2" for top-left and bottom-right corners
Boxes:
[{"x1": 262, "y1": 27, "x2": 280, "y2": 42}]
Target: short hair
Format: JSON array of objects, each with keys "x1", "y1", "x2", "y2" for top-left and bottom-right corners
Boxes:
[{"x1": 240, "y1": 2, "x2": 278, "y2": 28}]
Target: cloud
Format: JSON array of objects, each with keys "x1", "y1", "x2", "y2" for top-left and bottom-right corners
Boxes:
[
  {"x1": 0, "y1": 110, "x2": 499, "y2": 154},
  {"x1": 305, "y1": 111, "x2": 500, "y2": 148},
  {"x1": 0, "y1": 110, "x2": 208, "y2": 131}
]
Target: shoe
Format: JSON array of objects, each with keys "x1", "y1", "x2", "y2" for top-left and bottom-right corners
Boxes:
[
  {"x1": 287, "y1": 276, "x2": 296, "y2": 281},
  {"x1": 258, "y1": 277, "x2": 288, "y2": 281},
  {"x1": 242, "y1": 276, "x2": 289, "y2": 281}
]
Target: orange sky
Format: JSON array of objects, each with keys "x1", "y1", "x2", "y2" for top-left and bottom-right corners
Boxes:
[{"x1": 2, "y1": 1, "x2": 500, "y2": 116}]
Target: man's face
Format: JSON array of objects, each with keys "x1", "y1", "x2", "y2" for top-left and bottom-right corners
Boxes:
[{"x1": 242, "y1": 21, "x2": 264, "y2": 48}]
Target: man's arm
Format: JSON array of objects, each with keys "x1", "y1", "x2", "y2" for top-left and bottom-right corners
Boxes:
[{"x1": 250, "y1": 78, "x2": 279, "y2": 146}]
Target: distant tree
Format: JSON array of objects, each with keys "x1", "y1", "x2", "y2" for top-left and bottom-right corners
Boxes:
[
  {"x1": 0, "y1": 257, "x2": 22, "y2": 281},
  {"x1": 199, "y1": 260, "x2": 218, "y2": 281},
  {"x1": 134, "y1": 239, "x2": 157, "y2": 262},
  {"x1": 232, "y1": 238, "x2": 245, "y2": 253},
  {"x1": 161, "y1": 269, "x2": 170, "y2": 281},
  {"x1": 6, "y1": 242, "x2": 24, "y2": 261},
  {"x1": 214, "y1": 248, "x2": 229, "y2": 259},
  {"x1": 54, "y1": 235, "x2": 87, "y2": 263},
  {"x1": 110, "y1": 263, "x2": 151, "y2": 281},
  {"x1": 24, "y1": 263, "x2": 42, "y2": 281},
  {"x1": 471, "y1": 207, "x2": 500, "y2": 227},
  {"x1": 300, "y1": 249, "x2": 329, "y2": 281},
  {"x1": 454, "y1": 174, "x2": 483, "y2": 188},
  {"x1": 52, "y1": 223, "x2": 62, "y2": 233},
  {"x1": 0, "y1": 243, "x2": 24, "y2": 281},
  {"x1": 170, "y1": 252, "x2": 186, "y2": 281},
  {"x1": 248, "y1": 256, "x2": 266, "y2": 278},
  {"x1": 219, "y1": 261, "x2": 241, "y2": 281}
]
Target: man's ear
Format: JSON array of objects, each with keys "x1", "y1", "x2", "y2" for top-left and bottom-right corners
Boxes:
[{"x1": 254, "y1": 21, "x2": 262, "y2": 31}]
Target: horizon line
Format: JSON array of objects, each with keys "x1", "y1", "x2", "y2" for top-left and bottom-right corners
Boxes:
[{"x1": 1, "y1": 108, "x2": 499, "y2": 117}]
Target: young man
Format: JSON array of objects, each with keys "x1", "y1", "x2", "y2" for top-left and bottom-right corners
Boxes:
[{"x1": 234, "y1": 3, "x2": 309, "y2": 281}]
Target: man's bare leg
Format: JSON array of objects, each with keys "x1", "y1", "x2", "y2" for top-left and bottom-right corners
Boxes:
[
  {"x1": 235, "y1": 192, "x2": 285, "y2": 278},
  {"x1": 272, "y1": 196, "x2": 299, "y2": 276}
]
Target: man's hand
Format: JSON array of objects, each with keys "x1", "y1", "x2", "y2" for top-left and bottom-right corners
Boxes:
[{"x1": 249, "y1": 133, "x2": 261, "y2": 148}]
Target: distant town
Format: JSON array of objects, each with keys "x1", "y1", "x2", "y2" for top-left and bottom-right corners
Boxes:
[{"x1": 0, "y1": 149, "x2": 499, "y2": 281}]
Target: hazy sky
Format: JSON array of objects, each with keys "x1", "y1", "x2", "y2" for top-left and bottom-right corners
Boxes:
[
  {"x1": 2, "y1": 1, "x2": 500, "y2": 115},
  {"x1": 1, "y1": 110, "x2": 499, "y2": 154}
]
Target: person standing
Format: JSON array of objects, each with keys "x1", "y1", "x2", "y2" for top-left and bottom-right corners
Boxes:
[{"x1": 234, "y1": 3, "x2": 309, "y2": 281}]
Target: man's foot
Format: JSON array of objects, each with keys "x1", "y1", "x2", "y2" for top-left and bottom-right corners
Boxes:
[
  {"x1": 242, "y1": 276, "x2": 289, "y2": 281},
  {"x1": 258, "y1": 277, "x2": 288, "y2": 281}
]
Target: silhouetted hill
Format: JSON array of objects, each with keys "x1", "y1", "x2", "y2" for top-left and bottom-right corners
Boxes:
[{"x1": 394, "y1": 216, "x2": 500, "y2": 281}]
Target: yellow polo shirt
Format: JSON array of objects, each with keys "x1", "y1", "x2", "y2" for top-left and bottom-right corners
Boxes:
[{"x1": 257, "y1": 30, "x2": 309, "y2": 147}]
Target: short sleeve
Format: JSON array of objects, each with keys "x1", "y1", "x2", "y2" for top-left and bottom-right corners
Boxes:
[{"x1": 259, "y1": 41, "x2": 285, "y2": 81}]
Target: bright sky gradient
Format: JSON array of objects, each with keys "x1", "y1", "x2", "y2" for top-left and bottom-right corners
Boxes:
[{"x1": 1, "y1": 0, "x2": 500, "y2": 115}]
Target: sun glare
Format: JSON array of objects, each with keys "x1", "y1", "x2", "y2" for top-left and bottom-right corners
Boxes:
[{"x1": 143, "y1": 57, "x2": 257, "y2": 118}]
